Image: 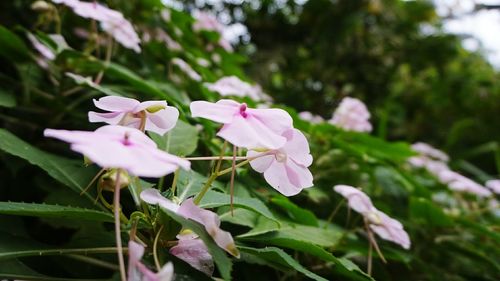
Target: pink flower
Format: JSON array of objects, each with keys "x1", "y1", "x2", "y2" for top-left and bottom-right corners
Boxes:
[
  {"x1": 88, "y1": 96, "x2": 179, "y2": 135},
  {"x1": 205, "y1": 76, "x2": 267, "y2": 101},
  {"x1": 328, "y1": 97, "x2": 372, "y2": 132},
  {"x1": 298, "y1": 111, "x2": 324, "y2": 124},
  {"x1": 190, "y1": 99, "x2": 293, "y2": 149},
  {"x1": 438, "y1": 170, "x2": 492, "y2": 197},
  {"x1": 170, "y1": 232, "x2": 214, "y2": 276},
  {"x1": 128, "y1": 241, "x2": 174, "y2": 281},
  {"x1": 486, "y1": 179, "x2": 500, "y2": 194},
  {"x1": 247, "y1": 129, "x2": 313, "y2": 196},
  {"x1": 192, "y1": 11, "x2": 224, "y2": 34},
  {"x1": 411, "y1": 142, "x2": 449, "y2": 162},
  {"x1": 52, "y1": 0, "x2": 141, "y2": 52},
  {"x1": 44, "y1": 125, "x2": 190, "y2": 177},
  {"x1": 27, "y1": 33, "x2": 55, "y2": 60},
  {"x1": 334, "y1": 185, "x2": 411, "y2": 249},
  {"x1": 171, "y1": 58, "x2": 202, "y2": 81},
  {"x1": 155, "y1": 29, "x2": 182, "y2": 51},
  {"x1": 140, "y1": 189, "x2": 240, "y2": 258}
]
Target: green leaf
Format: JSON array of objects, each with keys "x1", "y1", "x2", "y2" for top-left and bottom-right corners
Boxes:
[
  {"x1": 271, "y1": 196, "x2": 318, "y2": 226},
  {"x1": 0, "y1": 202, "x2": 113, "y2": 222},
  {"x1": 199, "y1": 190, "x2": 278, "y2": 223},
  {"x1": 0, "y1": 25, "x2": 30, "y2": 62},
  {"x1": 176, "y1": 169, "x2": 224, "y2": 201},
  {"x1": 0, "y1": 129, "x2": 101, "y2": 206},
  {"x1": 65, "y1": 72, "x2": 122, "y2": 97},
  {"x1": 158, "y1": 207, "x2": 233, "y2": 280},
  {"x1": 238, "y1": 246, "x2": 328, "y2": 281},
  {"x1": 0, "y1": 89, "x2": 16, "y2": 107},
  {"x1": 149, "y1": 120, "x2": 199, "y2": 156},
  {"x1": 410, "y1": 197, "x2": 453, "y2": 227}
]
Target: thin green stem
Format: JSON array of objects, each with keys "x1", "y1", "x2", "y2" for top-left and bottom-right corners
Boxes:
[
  {"x1": 153, "y1": 225, "x2": 164, "y2": 271},
  {"x1": 229, "y1": 145, "x2": 237, "y2": 216},
  {"x1": 157, "y1": 176, "x2": 165, "y2": 192},
  {"x1": 193, "y1": 173, "x2": 218, "y2": 205},
  {"x1": 217, "y1": 159, "x2": 251, "y2": 177},
  {"x1": 327, "y1": 199, "x2": 345, "y2": 224},
  {"x1": 170, "y1": 169, "x2": 179, "y2": 196},
  {"x1": 67, "y1": 254, "x2": 119, "y2": 271},
  {"x1": 113, "y1": 170, "x2": 126, "y2": 281}
]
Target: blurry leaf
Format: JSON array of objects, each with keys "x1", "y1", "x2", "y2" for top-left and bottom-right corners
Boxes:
[
  {"x1": 149, "y1": 120, "x2": 199, "y2": 156},
  {"x1": 0, "y1": 202, "x2": 113, "y2": 222},
  {"x1": 159, "y1": 206, "x2": 233, "y2": 280},
  {"x1": 456, "y1": 218, "x2": 500, "y2": 244},
  {"x1": 176, "y1": 169, "x2": 224, "y2": 201},
  {"x1": 238, "y1": 246, "x2": 328, "y2": 281},
  {"x1": 271, "y1": 196, "x2": 318, "y2": 226},
  {"x1": 0, "y1": 129, "x2": 101, "y2": 207},
  {"x1": 410, "y1": 197, "x2": 453, "y2": 227},
  {"x1": 0, "y1": 89, "x2": 15, "y2": 107},
  {"x1": 199, "y1": 190, "x2": 278, "y2": 223},
  {"x1": 374, "y1": 166, "x2": 411, "y2": 196},
  {"x1": 0, "y1": 25, "x2": 30, "y2": 61},
  {"x1": 65, "y1": 72, "x2": 122, "y2": 96}
]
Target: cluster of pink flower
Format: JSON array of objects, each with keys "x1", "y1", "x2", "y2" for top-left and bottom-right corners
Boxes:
[
  {"x1": 408, "y1": 142, "x2": 494, "y2": 197},
  {"x1": 192, "y1": 11, "x2": 233, "y2": 52},
  {"x1": 329, "y1": 97, "x2": 372, "y2": 132},
  {"x1": 205, "y1": 76, "x2": 272, "y2": 102},
  {"x1": 334, "y1": 185, "x2": 411, "y2": 249}
]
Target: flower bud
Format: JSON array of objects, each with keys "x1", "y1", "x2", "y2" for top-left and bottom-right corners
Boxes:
[
  {"x1": 98, "y1": 169, "x2": 130, "y2": 191},
  {"x1": 31, "y1": 1, "x2": 52, "y2": 12}
]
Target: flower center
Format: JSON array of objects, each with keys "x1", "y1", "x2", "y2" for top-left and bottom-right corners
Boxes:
[
  {"x1": 275, "y1": 150, "x2": 287, "y2": 163},
  {"x1": 366, "y1": 211, "x2": 382, "y2": 225},
  {"x1": 122, "y1": 132, "x2": 132, "y2": 146},
  {"x1": 239, "y1": 103, "x2": 248, "y2": 118}
]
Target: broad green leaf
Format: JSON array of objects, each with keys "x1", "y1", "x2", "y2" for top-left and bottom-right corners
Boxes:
[
  {"x1": 410, "y1": 197, "x2": 453, "y2": 227},
  {"x1": 271, "y1": 196, "x2": 318, "y2": 226},
  {"x1": 240, "y1": 236, "x2": 373, "y2": 281},
  {"x1": 0, "y1": 25, "x2": 30, "y2": 61},
  {"x1": 159, "y1": 207, "x2": 233, "y2": 280},
  {"x1": 0, "y1": 89, "x2": 15, "y2": 107},
  {"x1": 65, "y1": 72, "x2": 122, "y2": 97},
  {"x1": 0, "y1": 202, "x2": 113, "y2": 222},
  {"x1": 0, "y1": 129, "x2": 101, "y2": 207},
  {"x1": 149, "y1": 120, "x2": 199, "y2": 156},
  {"x1": 219, "y1": 208, "x2": 259, "y2": 228},
  {"x1": 199, "y1": 190, "x2": 278, "y2": 223},
  {"x1": 176, "y1": 169, "x2": 224, "y2": 201},
  {"x1": 374, "y1": 166, "x2": 411, "y2": 197},
  {"x1": 237, "y1": 216, "x2": 282, "y2": 237},
  {"x1": 238, "y1": 246, "x2": 328, "y2": 281}
]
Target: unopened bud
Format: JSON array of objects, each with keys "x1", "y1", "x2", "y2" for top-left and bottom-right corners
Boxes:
[
  {"x1": 31, "y1": 1, "x2": 52, "y2": 12},
  {"x1": 98, "y1": 169, "x2": 130, "y2": 191}
]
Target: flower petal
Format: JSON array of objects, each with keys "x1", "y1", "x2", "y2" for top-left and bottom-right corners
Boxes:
[
  {"x1": 145, "y1": 106, "x2": 179, "y2": 135},
  {"x1": 248, "y1": 108, "x2": 293, "y2": 135},
  {"x1": 282, "y1": 129, "x2": 313, "y2": 167},
  {"x1": 263, "y1": 161, "x2": 304, "y2": 196},
  {"x1": 190, "y1": 100, "x2": 238, "y2": 124},
  {"x1": 93, "y1": 96, "x2": 139, "y2": 112},
  {"x1": 170, "y1": 234, "x2": 214, "y2": 276},
  {"x1": 88, "y1": 111, "x2": 125, "y2": 125},
  {"x1": 333, "y1": 185, "x2": 375, "y2": 214},
  {"x1": 247, "y1": 151, "x2": 274, "y2": 173},
  {"x1": 140, "y1": 188, "x2": 180, "y2": 213}
]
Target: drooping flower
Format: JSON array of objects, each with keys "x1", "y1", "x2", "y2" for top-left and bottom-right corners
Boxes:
[
  {"x1": 88, "y1": 96, "x2": 179, "y2": 135},
  {"x1": 438, "y1": 170, "x2": 492, "y2": 197},
  {"x1": 128, "y1": 241, "x2": 174, "y2": 281},
  {"x1": 298, "y1": 111, "x2": 324, "y2": 124},
  {"x1": 170, "y1": 232, "x2": 214, "y2": 276},
  {"x1": 247, "y1": 129, "x2": 313, "y2": 196},
  {"x1": 44, "y1": 125, "x2": 190, "y2": 177},
  {"x1": 411, "y1": 142, "x2": 449, "y2": 162},
  {"x1": 140, "y1": 189, "x2": 240, "y2": 258},
  {"x1": 205, "y1": 76, "x2": 268, "y2": 101},
  {"x1": 190, "y1": 99, "x2": 293, "y2": 150},
  {"x1": 171, "y1": 58, "x2": 202, "y2": 81},
  {"x1": 486, "y1": 179, "x2": 500, "y2": 194},
  {"x1": 328, "y1": 97, "x2": 372, "y2": 132},
  {"x1": 51, "y1": 0, "x2": 141, "y2": 52},
  {"x1": 334, "y1": 185, "x2": 411, "y2": 249}
]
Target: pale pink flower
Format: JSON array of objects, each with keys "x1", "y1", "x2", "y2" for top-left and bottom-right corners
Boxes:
[
  {"x1": 298, "y1": 111, "x2": 324, "y2": 124},
  {"x1": 190, "y1": 99, "x2": 293, "y2": 149},
  {"x1": 486, "y1": 179, "x2": 500, "y2": 194},
  {"x1": 155, "y1": 29, "x2": 182, "y2": 51},
  {"x1": 438, "y1": 170, "x2": 492, "y2": 197},
  {"x1": 218, "y1": 38, "x2": 233, "y2": 52},
  {"x1": 171, "y1": 58, "x2": 202, "y2": 81},
  {"x1": 27, "y1": 33, "x2": 55, "y2": 60},
  {"x1": 170, "y1": 233, "x2": 214, "y2": 276},
  {"x1": 140, "y1": 189, "x2": 240, "y2": 258},
  {"x1": 44, "y1": 125, "x2": 190, "y2": 177},
  {"x1": 52, "y1": 0, "x2": 141, "y2": 52},
  {"x1": 411, "y1": 142, "x2": 449, "y2": 162},
  {"x1": 205, "y1": 76, "x2": 266, "y2": 101},
  {"x1": 328, "y1": 97, "x2": 372, "y2": 132},
  {"x1": 88, "y1": 96, "x2": 179, "y2": 135},
  {"x1": 128, "y1": 241, "x2": 174, "y2": 281},
  {"x1": 334, "y1": 185, "x2": 411, "y2": 249},
  {"x1": 192, "y1": 11, "x2": 224, "y2": 34},
  {"x1": 247, "y1": 129, "x2": 313, "y2": 196}
]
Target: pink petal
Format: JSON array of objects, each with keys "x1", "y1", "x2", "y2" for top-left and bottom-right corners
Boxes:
[
  {"x1": 333, "y1": 185, "x2": 375, "y2": 214},
  {"x1": 177, "y1": 198, "x2": 240, "y2": 258},
  {"x1": 93, "y1": 96, "x2": 139, "y2": 112},
  {"x1": 190, "y1": 100, "x2": 238, "y2": 124},
  {"x1": 248, "y1": 108, "x2": 293, "y2": 135},
  {"x1": 144, "y1": 106, "x2": 179, "y2": 135},
  {"x1": 263, "y1": 161, "x2": 306, "y2": 196},
  {"x1": 282, "y1": 129, "x2": 313, "y2": 167},
  {"x1": 88, "y1": 111, "x2": 125, "y2": 125},
  {"x1": 128, "y1": 241, "x2": 145, "y2": 281},
  {"x1": 217, "y1": 115, "x2": 287, "y2": 149},
  {"x1": 133, "y1": 100, "x2": 169, "y2": 113},
  {"x1": 139, "y1": 189, "x2": 180, "y2": 213},
  {"x1": 156, "y1": 262, "x2": 174, "y2": 281},
  {"x1": 247, "y1": 151, "x2": 274, "y2": 173},
  {"x1": 95, "y1": 125, "x2": 157, "y2": 148},
  {"x1": 370, "y1": 211, "x2": 410, "y2": 249},
  {"x1": 170, "y1": 234, "x2": 214, "y2": 276}
]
